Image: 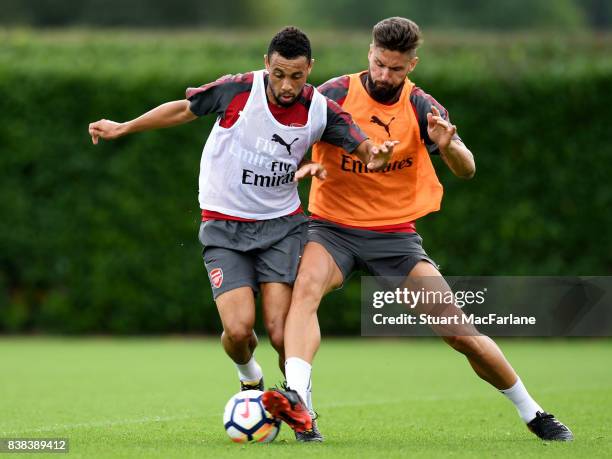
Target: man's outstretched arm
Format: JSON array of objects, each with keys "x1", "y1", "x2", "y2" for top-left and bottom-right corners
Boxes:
[{"x1": 88, "y1": 100, "x2": 197, "y2": 144}]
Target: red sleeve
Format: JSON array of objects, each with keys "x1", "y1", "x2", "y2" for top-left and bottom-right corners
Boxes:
[
  {"x1": 320, "y1": 97, "x2": 367, "y2": 153},
  {"x1": 410, "y1": 86, "x2": 462, "y2": 155},
  {"x1": 317, "y1": 75, "x2": 350, "y2": 106},
  {"x1": 186, "y1": 72, "x2": 254, "y2": 117}
]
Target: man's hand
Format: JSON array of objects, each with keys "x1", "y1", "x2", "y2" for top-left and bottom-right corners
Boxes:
[
  {"x1": 427, "y1": 106, "x2": 456, "y2": 151},
  {"x1": 366, "y1": 140, "x2": 399, "y2": 171},
  {"x1": 88, "y1": 119, "x2": 125, "y2": 145},
  {"x1": 427, "y1": 106, "x2": 475, "y2": 179},
  {"x1": 88, "y1": 100, "x2": 197, "y2": 145},
  {"x1": 294, "y1": 161, "x2": 327, "y2": 182}
]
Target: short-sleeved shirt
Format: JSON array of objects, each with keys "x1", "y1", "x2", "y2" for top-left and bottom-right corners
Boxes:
[
  {"x1": 187, "y1": 72, "x2": 366, "y2": 153},
  {"x1": 186, "y1": 72, "x2": 367, "y2": 221},
  {"x1": 317, "y1": 73, "x2": 461, "y2": 155},
  {"x1": 310, "y1": 72, "x2": 459, "y2": 231}
]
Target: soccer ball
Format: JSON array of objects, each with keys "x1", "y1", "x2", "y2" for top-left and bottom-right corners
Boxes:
[{"x1": 223, "y1": 390, "x2": 281, "y2": 443}]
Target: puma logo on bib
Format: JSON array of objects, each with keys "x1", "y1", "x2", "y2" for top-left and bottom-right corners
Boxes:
[
  {"x1": 370, "y1": 115, "x2": 395, "y2": 137},
  {"x1": 271, "y1": 134, "x2": 299, "y2": 155}
]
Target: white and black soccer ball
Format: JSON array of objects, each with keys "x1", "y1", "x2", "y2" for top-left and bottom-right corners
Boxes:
[{"x1": 223, "y1": 390, "x2": 281, "y2": 443}]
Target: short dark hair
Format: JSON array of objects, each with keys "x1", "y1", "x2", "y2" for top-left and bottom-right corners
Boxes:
[
  {"x1": 372, "y1": 17, "x2": 422, "y2": 55},
  {"x1": 268, "y1": 26, "x2": 312, "y2": 61}
]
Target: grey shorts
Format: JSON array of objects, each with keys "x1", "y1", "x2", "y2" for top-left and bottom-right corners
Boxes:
[
  {"x1": 199, "y1": 214, "x2": 308, "y2": 299},
  {"x1": 307, "y1": 219, "x2": 438, "y2": 285}
]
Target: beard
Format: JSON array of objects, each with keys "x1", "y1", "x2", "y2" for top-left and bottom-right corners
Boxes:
[
  {"x1": 366, "y1": 72, "x2": 403, "y2": 103},
  {"x1": 271, "y1": 88, "x2": 298, "y2": 107}
]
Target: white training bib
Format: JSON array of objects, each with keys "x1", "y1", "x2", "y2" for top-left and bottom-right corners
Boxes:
[{"x1": 198, "y1": 70, "x2": 327, "y2": 220}]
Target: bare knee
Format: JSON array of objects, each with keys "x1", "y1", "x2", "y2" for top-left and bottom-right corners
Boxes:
[
  {"x1": 444, "y1": 335, "x2": 487, "y2": 358},
  {"x1": 293, "y1": 270, "x2": 328, "y2": 308},
  {"x1": 222, "y1": 324, "x2": 253, "y2": 345},
  {"x1": 265, "y1": 321, "x2": 284, "y2": 353}
]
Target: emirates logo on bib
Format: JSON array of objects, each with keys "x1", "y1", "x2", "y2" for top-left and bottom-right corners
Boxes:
[{"x1": 210, "y1": 268, "x2": 224, "y2": 288}]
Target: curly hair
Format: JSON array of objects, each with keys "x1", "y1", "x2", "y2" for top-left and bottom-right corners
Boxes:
[
  {"x1": 372, "y1": 17, "x2": 422, "y2": 55},
  {"x1": 268, "y1": 26, "x2": 312, "y2": 61}
]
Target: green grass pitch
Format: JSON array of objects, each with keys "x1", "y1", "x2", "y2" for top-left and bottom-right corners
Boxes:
[{"x1": 1, "y1": 338, "x2": 610, "y2": 458}]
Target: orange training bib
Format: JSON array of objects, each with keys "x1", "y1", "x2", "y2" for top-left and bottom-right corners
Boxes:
[{"x1": 309, "y1": 72, "x2": 443, "y2": 226}]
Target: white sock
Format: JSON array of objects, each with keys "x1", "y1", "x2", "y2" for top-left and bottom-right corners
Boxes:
[
  {"x1": 285, "y1": 357, "x2": 311, "y2": 404},
  {"x1": 500, "y1": 378, "x2": 544, "y2": 423},
  {"x1": 236, "y1": 355, "x2": 263, "y2": 382},
  {"x1": 306, "y1": 378, "x2": 314, "y2": 414}
]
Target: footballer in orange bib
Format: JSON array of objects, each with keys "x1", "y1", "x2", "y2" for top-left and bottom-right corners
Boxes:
[
  {"x1": 310, "y1": 72, "x2": 443, "y2": 227},
  {"x1": 264, "y1": 17, "x2": 573, "y2": 443}
]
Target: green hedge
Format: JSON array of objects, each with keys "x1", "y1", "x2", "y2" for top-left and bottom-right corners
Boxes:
[{"x1": 1, "y1": 31, "x2": 611, "y2": 334}]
